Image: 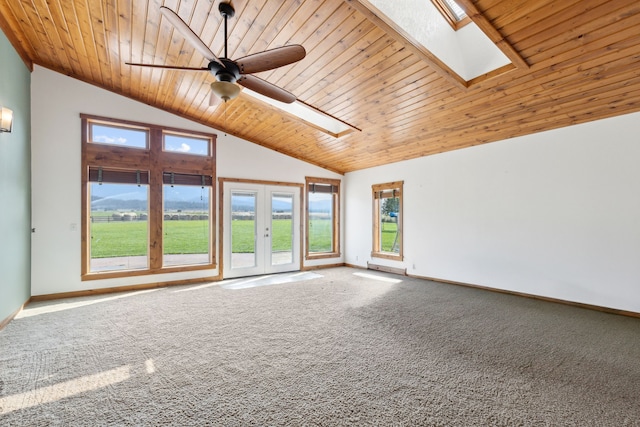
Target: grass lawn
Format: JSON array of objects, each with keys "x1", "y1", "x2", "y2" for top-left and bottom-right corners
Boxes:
[
  {"x1": 91, "y1": 218, "x2": 299, "y2": 258},
  {"x1": 91, "y1": 221, "x2": 148, "y2": 258},
  {"x1": 308, "y1": 219, "x2": 333, "y2": 252},
  {"x1": 231, "y1": 219, "x2": 293, "y2": 253},
  {"x1": 91, "y1": 218, "x2": 349, "y2": 258},
  {"x1": 164, "y1": 220, "x2": 209, "y2": 254},
  {"x1": 91, "y1": 220, "x2": 209, "y2": 258},
  {"x1": 381, "y1": 222, "x2": 399, "y2": 252}
]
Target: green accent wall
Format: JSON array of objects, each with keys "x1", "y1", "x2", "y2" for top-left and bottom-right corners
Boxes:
[{"x1": 0, "y1": 29, "x2": 31, "y2": 324}]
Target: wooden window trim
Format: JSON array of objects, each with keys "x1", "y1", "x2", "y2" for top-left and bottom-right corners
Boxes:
[
  {"x1": 305, "y1": 177, "x2": 341, "y2": 260},
  {"x1": 371, "y1": 181, "x2": 403, "y2": 261},
  {"x1": 81, "y1": 114, "x2": 217, "y2": 280},
  {"x1": 431, "y1": 0, "x2": 472, "y2": 30}
]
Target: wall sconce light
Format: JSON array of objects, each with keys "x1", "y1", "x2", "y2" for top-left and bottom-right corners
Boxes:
[{"x1": 1, "y1": 107, "x2": 14, "y2": 133}]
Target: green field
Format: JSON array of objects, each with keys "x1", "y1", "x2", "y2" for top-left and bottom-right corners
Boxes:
[
  {"x1": 380, "y1": 222, "x2": 399, "y2": 252},
  {"x1": 308, "y1": 219, "x2": 333, "y2": 252},
  {"x1": 231, "y1": 219, "x2": 292, "y2": 253},
  {"x1": 90, "y1": 220, "x2": 209, "y2": 258},
  {"x1": 91, "y1": 218, "x2": 308, "y2": 258},
  {"x1": 91, "y1": 221, "x2": 149, "y2": 258},
  {"x1": 90, "y1": 217, "x2": 399, "y2": 258}
]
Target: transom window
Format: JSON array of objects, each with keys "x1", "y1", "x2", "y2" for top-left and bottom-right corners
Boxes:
[
  {"x1": 372, "y1": 181, "x2": 403, "y2": 261},
  {"x1": 164, "y1": 133, "x2": 210, "y2": 156},
  {"x1": 81, "y1": 114, "x2": 216, "y2": 279},
  {"x1": 89, "y1": 121, "x2": 148, "y2": 149}
]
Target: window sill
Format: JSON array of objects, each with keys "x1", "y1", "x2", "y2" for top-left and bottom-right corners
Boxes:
[
  {"x1": 82, "y1": 262, "x2": 216, "y2": 281},
  {"x1": 305, "y1": 252, "x2": 341, "y2": 261}
]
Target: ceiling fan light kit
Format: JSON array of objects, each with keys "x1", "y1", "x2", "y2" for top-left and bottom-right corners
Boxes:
[{"x1": 211, "y1": 81, "x2": 241, "y2": 102}]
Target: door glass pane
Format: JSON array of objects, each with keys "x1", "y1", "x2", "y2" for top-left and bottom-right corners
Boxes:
[
  {"x1": 89, "y1": 183, "x2": 149, "y2": 271},
  {"x1": 231, "y1": 192, "x2": 257, "y2": 268},
  {"x1": 163, "y1": 185, "x2": 211, "y2": 266},
  {"x1": 271, "y1": 192, "x2": 293, "y2": 266},
  {"x1": 308, "y1": 192, "x2": 333, "y2": 253}
]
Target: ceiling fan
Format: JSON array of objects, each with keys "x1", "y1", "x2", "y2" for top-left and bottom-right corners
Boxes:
[{"x1": 126, "y1": 2, "x2": 306, "y2": 106}]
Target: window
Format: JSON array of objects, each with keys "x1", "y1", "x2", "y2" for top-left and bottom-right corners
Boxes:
[
  {"x1": 164, "y1": 133, "x2": 210, "y2": 156},
  {"x1": 89, "y1": 121, "x2": 148, "y2": 148},
  {"x1": 88, "y1": 169, "x2": 150, "y2": 272},
  {"x1": 162, "y1": 173, "x2": 213, "y2": 267},
  {"x1": 81, "y1": 115, "x2": 216, "y2": 279},
  {"x1": 372, "y1": 181, "x2": 403, "y2": 260},
  {"x1": 305, "y1": 177, "x2": 340, "y2": 259},
  {"x1": 431, "y1": 0, "x2": 471, "y2": 30},
  {"x1": 272, "y1": 192, "x2": 295, "y2": 265}
]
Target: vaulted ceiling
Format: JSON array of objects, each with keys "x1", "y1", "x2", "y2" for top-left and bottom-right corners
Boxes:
[{"x1": 1, "y1": 0, "x2": 639, "y2": 174}]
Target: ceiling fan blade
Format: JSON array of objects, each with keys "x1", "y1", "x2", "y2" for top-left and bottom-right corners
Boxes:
[
  {"x1": 237, "y1": 75, "x2": 297, "y2": 104},
  {"x1": 159, "y1": 6, "x2": 223, "y2": 66},
  {"x1": 125, "y1": 62, "x2": 209, "y2": 71},
  {"x1": 236, "y1": 45, "x2": 306, "y2": 74}
]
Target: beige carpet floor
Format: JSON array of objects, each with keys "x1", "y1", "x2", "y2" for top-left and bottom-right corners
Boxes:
[{"x1": 1, "y1": 267, "x2": 639, "y2": 426}]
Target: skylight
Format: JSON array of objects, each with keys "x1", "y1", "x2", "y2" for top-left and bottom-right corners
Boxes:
[
  {"x1": 440, "y1": 0, "x2": 466, "y2": 21},
  {"x1": 243, "y1": 89, "x2": 356, "y2": 138},
  {"x1": 366, "y1": 0, "x2": 511, "y2": 81},
  {"x1": 430, "y1": 0, "x2": 470, "y2": 30}
]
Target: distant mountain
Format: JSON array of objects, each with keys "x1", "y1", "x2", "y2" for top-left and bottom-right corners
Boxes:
[
  {"x1": 231, "y1": 196, "x2": 331, "y2": 213},
  {"x1": 91, "y1": 197, "x2": 206, "y2": 212},
  {"x1": 91, "y1": 183, "x2": 209, "y2": 211},
  {"x1": 90, "y1": 185, "x2": 331, "y2": 212},
  {"x1": 231, "y1": 196, "x2": 292, "y2": 212},
  {"x1": 309, "y1": 199, "x2": 332, "y2": 213},
  {"x1": 90, "y1": 184, "x2": 147, "y2": 200},
  {"x1": 91, "y1": 197, "x2": 148, "y2": 211}
]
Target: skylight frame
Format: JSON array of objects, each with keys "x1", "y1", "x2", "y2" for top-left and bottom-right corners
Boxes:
[{"x1": 431, "y1": 0, "x2": 472, "y2": 30}]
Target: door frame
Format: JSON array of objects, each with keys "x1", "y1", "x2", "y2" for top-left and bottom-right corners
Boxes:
[{"x1": 218, "y1": 177, "x2": 304, "y2": 279}]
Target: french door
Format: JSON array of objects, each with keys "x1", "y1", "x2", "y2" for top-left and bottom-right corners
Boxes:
[{"x1": 222, "y1": 181, "x2": 301, "y2": 278}]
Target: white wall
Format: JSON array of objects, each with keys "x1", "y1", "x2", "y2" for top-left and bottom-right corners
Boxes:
[
  {"x1": 345, "y1": 112, "x2": 640, "y2": 313},
  {"x1": 31, "y1": 66, "x2": 342, "y2": 296}
]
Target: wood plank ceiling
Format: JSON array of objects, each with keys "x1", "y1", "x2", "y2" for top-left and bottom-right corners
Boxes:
[{"x1": 1, "y1": 0, "x2": 639, "y2": 174}]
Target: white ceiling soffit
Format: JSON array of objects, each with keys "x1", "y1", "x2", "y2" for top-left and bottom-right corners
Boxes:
[
  {"x1": 243, "y1": 89, "x2": 356, "y2": 138},
  {"x1": 367, "y1": 0, "x2": 511, "y2": 81}
]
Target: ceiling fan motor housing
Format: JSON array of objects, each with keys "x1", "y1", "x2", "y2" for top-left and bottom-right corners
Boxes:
[{"x1": 209, "y1": 59, "x2": 240, "y2": 83}]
